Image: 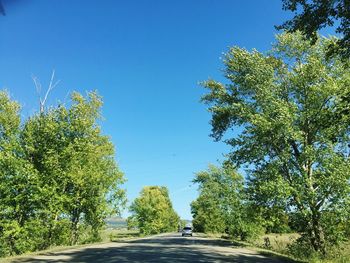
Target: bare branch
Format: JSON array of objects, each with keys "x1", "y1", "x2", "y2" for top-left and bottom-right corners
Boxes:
[
  {"x1": 32, "y1": 70, "x2": 60, "y2": 113},
  {"x1": 32, "y1": 75, "x2": 44, "y2": 111}
]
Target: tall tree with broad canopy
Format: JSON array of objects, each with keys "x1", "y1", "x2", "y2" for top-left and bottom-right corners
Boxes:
[
  {"x1": 201, "y1": 32, "x2": 350, "y2": 255},
  {"x1": 128, "y1": 186, "x2": 179, "y2": 235},
  {"x1": 0, "y1": 90, "x2": 126, "y2": 257},
  {"x1": 21, "y1": 91, "x2": 126, "y2": 245}
]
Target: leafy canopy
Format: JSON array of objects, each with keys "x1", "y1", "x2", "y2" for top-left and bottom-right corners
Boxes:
[
  {"x1": 201, "y1": 32, "x2": 350, "y2": 254},
  {"x1": 278, "y1": 0, "x2": 350, "y2": 58},
  {"x1": 129, "y1": 186, "x2": 179, "y2": 235},
  {"x1": 191, "y1": 164, "x2": 263, "y2": 240},
  {"x1": 0, "y1": 90, "x2": 126, "y2": 256}
]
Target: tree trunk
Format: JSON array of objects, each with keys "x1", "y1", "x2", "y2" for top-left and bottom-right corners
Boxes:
[
  {"x1": 47, "y1": 213, "x2": 59, "y2": 247},
  {"x1": 305, "y1": 160, "x2": 326, "y2": 255},
  {"x1": 70, "y1": 209, "x2": 80, "y2": 245},
  {"x1": 309, "y1": 211, "x2": 326, "y2": 256}
]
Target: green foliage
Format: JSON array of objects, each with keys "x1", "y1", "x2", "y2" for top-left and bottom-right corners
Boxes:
[
  {"x1": 129, "y1": 186, "x2": 179, "y2": 235},
  {"x1": 126, "y1": 216, "x2": 138, "y2": 230},
  {"x1": 191, "y1": 196, "x2": 226, "y2": 234},
  {"x1": 287, "y1": 234, "x2": 320, "y2": 260},
  {"x1": 191, "y1": 164, "x2": 263, "y2": 241},
  {"x1": 179, "y1": 219, "x2": 188, "y2": 229},
  {"x1": 201, "y1": 32, "x2": 350, "y2": 255},
  {"x1": 22, "y1": 91, "x2": 126, "y2": 245},
  {"x1": 279, "y1": 0, "x2": 350, "y2": 59},
  {"x1": 0, "y1": 90, "x2": 126, "y2": 257}
]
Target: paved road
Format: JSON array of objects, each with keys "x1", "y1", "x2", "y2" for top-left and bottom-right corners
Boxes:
[{"x1": 10, "y1": 233, "x2": 294, "y2": 263}]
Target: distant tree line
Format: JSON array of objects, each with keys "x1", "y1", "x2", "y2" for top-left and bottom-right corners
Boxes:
[{"x1": 0, "y1": 91, "x2": 125, "y2": 257}]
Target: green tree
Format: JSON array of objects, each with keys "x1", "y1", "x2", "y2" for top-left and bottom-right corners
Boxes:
[
  {"x1": 0, "y1": 90, "x2": 125, "y2": 256},
  {"x1": 246, "y1": 183, "x2": 292, "y2": 234},
  {"x1": 191, "y1": 194, "x2": 226, "y2": 234},
  {"x1": 191, "y1": 165, "x2": 236, "y2": 234},
  {"x1": 191, "y1": 164, "x2": 263, "y2": 240},
  {"x1": 278, "y1": 0, "x2": 350, "y2": 58},
  {"x1": 0, "y1": 91, "x2": 44, "y2": 255},
  {"x1": 179, "y1": 219, "x2": 188, "y2": 230},
  {"x1": 201, "y1": 32, "x2": 350, "y2": 255},
  {"x1": 126, "y1": 216, "x2": 138, "y2": 230},
  {"x1": 129, "y1": 186, "x2": 179, "y2": 235},
  {"x1": 21, "y1": 91, "x2": 126, "y2": 245}
]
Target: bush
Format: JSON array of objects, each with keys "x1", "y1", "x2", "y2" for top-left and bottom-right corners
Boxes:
[
  {"x1": 0, "y1": 220, "x2": 48, "y2": 257},
  {"x1": 50, "y1": 219, "x2": 72, "y2": 246},
  {"x1": 227, "y1": 220, "x2": 265, "y2": 242},
  {"x1": 287, "y1": 234, "x2": 320, "y2": 260}
]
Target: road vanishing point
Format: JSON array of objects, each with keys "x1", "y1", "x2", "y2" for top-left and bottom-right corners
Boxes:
[{"x1": 8, "y1": 233, "x2": 295, "y2": 263}]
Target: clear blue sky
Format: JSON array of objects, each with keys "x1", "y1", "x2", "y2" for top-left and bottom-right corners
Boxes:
[{"x1": 0, "y1": 0, "x2": 297, "y2": 219}]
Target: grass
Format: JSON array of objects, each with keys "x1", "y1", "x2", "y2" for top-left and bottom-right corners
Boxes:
[
  {"x1": 248, "y1": 233, "x2": 350, "y2": 263},
  {"x1": 101, "y1": 228, "x2": 140, "y2": 242},
  {"x1": 219, "y1": 234, "x2": 304, "y2": 263},
  {"x1": 317, "y1": 241, "x2": 350, "y2": 263},
  {"x1": 253, "y1": 233, "x2": 300, "y2": 253}
]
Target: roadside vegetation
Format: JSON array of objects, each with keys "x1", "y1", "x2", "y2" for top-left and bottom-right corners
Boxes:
[
  {"x1": 0, "y1": 91, "x2": 126, "y2": 257},
  {"x1": 101, "y1": 228, "x2": 140, "y2": 242},
  {"x1": 1, "y1": 1, "x2": 349, "y2": 262},
  {"x1": 127, "y1": 186, "x2": 180, "y2": 235},
  {"x1": 193, "y1": 31, "x2": 350, "y2": 262},
  {"x1": 253, "y1": 234, "x2": 350, "y2": 263}
]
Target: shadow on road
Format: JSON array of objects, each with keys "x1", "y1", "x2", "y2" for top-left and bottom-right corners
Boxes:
[
  {"x1": 11, "y1": 235, "x2": 299, "y2": 263},
  {"x1": 126, "y1": 236, "x2": 241, "y2": 247}
]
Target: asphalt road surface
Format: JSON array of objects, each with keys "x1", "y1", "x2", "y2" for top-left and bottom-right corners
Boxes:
[{"x1": 9, "y1": 233, "x2": 295, "y2": 263}]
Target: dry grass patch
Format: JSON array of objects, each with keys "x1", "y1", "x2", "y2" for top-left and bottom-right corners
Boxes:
[
  {"x1": 252, "y1": 234, "x2": 350, "y2": 263},
  {"x1": 253, "y1": 233, "x2": 300, "y2": 253},
  {"x1": 100, "y1": 228, "x2": 140, "y2": 242}
]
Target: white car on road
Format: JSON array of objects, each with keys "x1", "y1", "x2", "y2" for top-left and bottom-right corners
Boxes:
[{"x1": 181, "y1": 226, "x2": 192, "y2": 236}]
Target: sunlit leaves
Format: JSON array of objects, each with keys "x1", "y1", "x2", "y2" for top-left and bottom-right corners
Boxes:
[
  {"x1": 202, "y1": 32, "x2": 350, "y2": 254},
  {"x1": 0, "y1": 90, "x2": 125, "y2": 255},
  {"x1": 129, "y1": 186, "x2": 179, "y2": 235}
]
